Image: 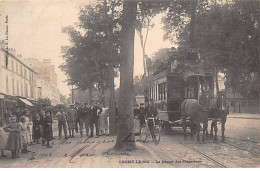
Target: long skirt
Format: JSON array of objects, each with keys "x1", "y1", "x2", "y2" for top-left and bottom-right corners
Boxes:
[
  {"x1": 0, "y1": 132, "x2": 8, "y2": 150},
  {"x1": 43, "y1": 126, "x2": 52, "y2": 141},
  {"x1": 5, "y1": 132, "x2": 22, "y2": 150},
  {"x1": 33, "y1": 126, "x2": 41, "y2": 140},
  {"x1": 134, "y1": 118, "x2": 140, "y2": 134},
  {"x1": 99, "y1": 109, "x2": 108, "y2": 131},
  {"x1": 20, "y1": 130, "x2": 29, "y2": 144}
]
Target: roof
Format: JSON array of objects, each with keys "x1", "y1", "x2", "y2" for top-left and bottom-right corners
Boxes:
[{"x1": 1, "y1": 48, "x2": 37, "y2": 74}]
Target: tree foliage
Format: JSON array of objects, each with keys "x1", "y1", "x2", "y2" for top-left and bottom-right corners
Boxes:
[
  {"x1": 162, "y1": 0, "x2": 260, "y2": 99},
  {"x1": 60, "y1": 0, "x2": 122, "y2": 95}
]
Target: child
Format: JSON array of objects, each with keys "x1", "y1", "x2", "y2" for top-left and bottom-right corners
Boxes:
[
  {"x1": 4, "y1": 116, "x2": 22, "y2": 159},
  {"x1": 0, "y1": 119, "x2": 7, "y2": 158},
  {"x1": 20, "y1": 116, "x2": 29, "y2": 153}
]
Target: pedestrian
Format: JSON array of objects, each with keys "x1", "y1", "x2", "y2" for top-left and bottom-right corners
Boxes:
[
  {"x1": 79, "y1": 102, "x2": 91, "y2": 137},
  {"x1": 98, "y1": 107, "x2": 109, "y2": 136},
  {"x1": 133, "y1": 104, "x2": 140, "y2": 135},
  {"x1": 43, "y1": 112, "x2": 52, "y2": 148},
  {"x1": 19, "y1": 116, "x2": 30, "y2": 153},
  {"x1": 90, "y1": 101, "x2": 102, "y2": 138},
  {"x1": 45, "y1": 111, "x2": 53, "y2": 141},
  {"x1": 24, "y1": 110, "x2": 33, "y2": 145},
  {"x1": 56, "y1": 108, "x2": 68, "y2": 139},
  {"x1": 75, "y1": 102, "x2": 80, "y2": 133},
  {"x1": 39, "y1": 110, "x2": 46, "y2": 146},
  {"x1": 139, "y1": 103, "x2": 146, "y2": 127},
  {"x1": 145, "y1": 102, "x2": 158, "y2": 141},
  {"x1": 67, "y1": 104, "x2": 76, "y2": 138},
  {"x1": 33, "y1": 113, "x2": 41, "y2": 144},
  {"x1": 0, "y1": 119, "x2": 8, "y2": 158},
  {"x1": 4, "y1": 115, "x2": 22, "y2": 159}
]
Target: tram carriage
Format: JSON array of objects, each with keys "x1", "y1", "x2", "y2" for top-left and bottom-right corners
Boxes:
[{"x1": 146, "y1": 65, "x2": 214, "y2": 130}]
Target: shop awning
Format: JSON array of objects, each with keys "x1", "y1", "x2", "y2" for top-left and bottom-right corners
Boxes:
[{"x1": 19, "y1": 98, "x2": 34, "y2": 107}]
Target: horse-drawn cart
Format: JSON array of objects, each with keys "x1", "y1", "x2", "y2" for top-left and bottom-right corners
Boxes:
[{"x1": 145, "y1": 63, "x2": 215, "y2": 132}]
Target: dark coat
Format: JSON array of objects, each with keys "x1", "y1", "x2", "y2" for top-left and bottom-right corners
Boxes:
[
  {"x1": 78, "y1": 107, "x2": 91, "y2": 120},
  {"x1": 33, "y1": 119, "x2": 41, "y2": 139},
  {"x1": 133, "y1": 108, "x2": 140, "y2": 118},
  {"x1": 42, "y1": 115, "x2": 52, "y2": 140},
  {"x1": 90, "y1": 106, "x2": 102, "y2": 121}
]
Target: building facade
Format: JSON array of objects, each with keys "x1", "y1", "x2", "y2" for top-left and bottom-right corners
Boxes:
[
  {"x1": 24, "y1": 58, "x2": 60, "y2": 105},
  {"x1": 0, "y1": 40, "x2": 36, "y2": 120}
]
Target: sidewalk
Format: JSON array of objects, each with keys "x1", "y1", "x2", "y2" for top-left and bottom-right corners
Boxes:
[{"x1": 228, "y1": 113, "x2": 260, "y2": 119}]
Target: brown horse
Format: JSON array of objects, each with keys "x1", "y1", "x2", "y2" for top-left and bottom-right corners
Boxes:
[
  {"x1": 209, "y1": 92, "x2": 229, "y2": 142},
  {"x1": 181, "y1": 92, "x2": 211, "y2": 142}
]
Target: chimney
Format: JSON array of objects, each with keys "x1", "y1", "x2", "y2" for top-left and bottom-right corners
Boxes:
[
  {"x1": 43, "y1": 58, "x2": 51, "y2": 66},
  {"x1": 8, "y1": 48, "x2": 16, "y2": 57},
  {"x1": 17, "y1": 54, "x2": 22, "y2": 60}
]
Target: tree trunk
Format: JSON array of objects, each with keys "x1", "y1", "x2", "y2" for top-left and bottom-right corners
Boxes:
[
  {"x1": 106, "y1": 1, "x2": 116, "y2": 135},
  {"x1": 189, "y1": 0, "x2": 198, "y2": 47},
  {"x1": 99, "y1": 65, "x2": 106, "y2": 106},
  {"x1": 114, "y1": 0, "x2": 137, "y2": 151},
  {"x1": 109, "y1": 67, "x2": 116, "y2": 135},
  {"x1": 215, "y1": 67, "x2": 219, "y2": 96}
]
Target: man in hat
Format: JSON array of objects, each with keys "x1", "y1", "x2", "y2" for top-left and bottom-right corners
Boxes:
[
  {"x1": 90, "y1": 101, "x2": 102, "y2": 138},
  {"x1": 79, "y1": 102, "x2": 91, "y2": 137},
  {"x1": 145, "y1": 101, "x2": 158, "y2": 141},
  {"x1": 56, "y1": 108, "x2": 68, "y2": 139},
  {"x1": 67, "y1": 104, "x2": 76, "y2": 138}
]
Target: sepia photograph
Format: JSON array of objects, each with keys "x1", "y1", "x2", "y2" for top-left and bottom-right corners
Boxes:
[{"x1": 0, "y1": 0, "x2": 259, "y2": 168}]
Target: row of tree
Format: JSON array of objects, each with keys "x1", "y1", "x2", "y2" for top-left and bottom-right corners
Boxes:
[{"x1": 61, "y1": 0, "x2": 259, "y2": 150}]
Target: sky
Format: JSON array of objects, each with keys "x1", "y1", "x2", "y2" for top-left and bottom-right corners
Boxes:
[{"x1": 0, "y1": 0, "x2": 172, "y2": 96}]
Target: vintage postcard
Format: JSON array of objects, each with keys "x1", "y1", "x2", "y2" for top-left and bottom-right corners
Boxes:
[{"x1": 0, "y1": 0, "x2": 259, "y2": 168}]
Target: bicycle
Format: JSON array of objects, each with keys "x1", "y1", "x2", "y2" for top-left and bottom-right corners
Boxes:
[{"x1": 140, "y1": 117, "x2": 160, "y2": 145}]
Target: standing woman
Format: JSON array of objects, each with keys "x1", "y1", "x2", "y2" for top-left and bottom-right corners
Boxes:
[
  {"x1": 39, "y1": 110, "x2": 46, "y2": 146},
  {"x1": 20, "y1": 116, "x2": 29, "y2": 153},
  {"x1": 43, "y1": 112, "x2": 52, "y2": 148},
  {"x1": 4, "y1": 116, "x2": 22, "y2": 159},
  {"x1": 33, "y1": 113, "x2": 41, "y2": 144},
  {"x1": 98, "y1": 107, "x2": 109, "y2": 136}
]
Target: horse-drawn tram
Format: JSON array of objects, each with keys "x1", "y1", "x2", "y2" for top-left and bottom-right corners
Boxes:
[{"x1": 146, "y1": 63, "x2": 214, "y2": 130}]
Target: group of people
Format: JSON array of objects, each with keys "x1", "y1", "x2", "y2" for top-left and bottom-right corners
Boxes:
[
  {"x1": 56, "y1": 101, "x2": 106, "y2": 139},
  {"x1": 0, "y1": 110, "x2": 41, "y2": 159},
  {"x1": 133, "y1": 102, "x2": 158, "y2": 140},
  {"x1": 0, "y1": 101, "x2": 107, "y2": 160}
]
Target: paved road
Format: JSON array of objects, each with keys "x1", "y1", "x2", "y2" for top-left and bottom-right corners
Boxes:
[{"x1": 1, "y1": 113, "x2": 259, "y2": 168}]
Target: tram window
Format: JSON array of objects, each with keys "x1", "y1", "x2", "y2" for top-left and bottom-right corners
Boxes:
[
  {"x1": 184, "y1": 87, "x2": 194, "y2": 98},
  {"x1": 158, "y1": 82, "x2": 166, "y2": 100},
  {"x1": 156, "y1": 85, "x2": 158, "y2": 101},
  {"x1": 168, "y1": 77, "x2": 181, "y2": 99}
]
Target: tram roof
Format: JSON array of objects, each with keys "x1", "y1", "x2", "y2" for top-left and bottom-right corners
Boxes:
[{"x1": 147, "y1": 65, "x2": 213, "y2": 83}]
